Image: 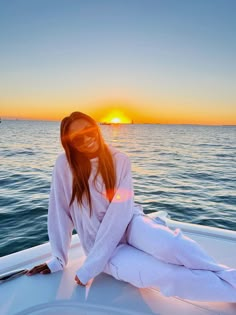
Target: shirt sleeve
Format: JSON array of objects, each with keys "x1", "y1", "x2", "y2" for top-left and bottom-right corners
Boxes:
[
  {"x1": 46, "y1": 155, "x2": 74, "y2": 273},
  {"x1": 76, "y1": 155, "x2": 134, "y2": 284}
]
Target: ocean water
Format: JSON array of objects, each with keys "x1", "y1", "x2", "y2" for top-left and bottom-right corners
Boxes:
[{"x1": 0, "y1": 120, "x2": 236, "y2": 257}]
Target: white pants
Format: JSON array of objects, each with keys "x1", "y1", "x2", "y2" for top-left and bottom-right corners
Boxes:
[{"x1": 104, "y1": 214, "x2": 236, "y2": 302}]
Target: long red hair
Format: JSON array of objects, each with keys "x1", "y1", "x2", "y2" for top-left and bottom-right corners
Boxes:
[{"x1": 60, "y1": 112, "x2": 116, "y2": 216}]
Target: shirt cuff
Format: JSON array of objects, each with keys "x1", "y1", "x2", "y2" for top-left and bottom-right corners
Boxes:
[
  {"x1": 76, "y1": 266, "x2": 91, "y2": 285},
  {"x1": 46, "y1": 257, "x2": 64, "y2": 273}
]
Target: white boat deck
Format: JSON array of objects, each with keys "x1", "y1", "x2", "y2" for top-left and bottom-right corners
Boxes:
[{"x1": 1, "y1": 212, "x2": 236, "y2": 315}]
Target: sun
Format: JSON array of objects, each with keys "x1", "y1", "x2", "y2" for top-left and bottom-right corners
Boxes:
[
  {"x1": 100, "y1": 110, "x2": 132, "y2": 124},
  {"x1": 110, "y1": 117, "x2": 121, "y2": 124}
]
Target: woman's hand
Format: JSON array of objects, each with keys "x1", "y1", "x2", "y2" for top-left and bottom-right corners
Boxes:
[
  {"x1": 26, "y1": 264, "x2": 85, "y2": 286},
  {"x1": 26, "y1": 263, "x2": 51, "y2": 276},
  {"x1": 75, "y1": 275, "x2": 86, "y2": 286}
]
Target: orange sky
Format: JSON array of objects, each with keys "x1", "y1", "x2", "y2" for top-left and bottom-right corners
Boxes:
[{"x1": 1, "y1": 96, "x2": 236, "y2": 125}]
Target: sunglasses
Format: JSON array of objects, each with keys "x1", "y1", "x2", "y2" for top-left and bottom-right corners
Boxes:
[{"x1": 69, "y1": 126, "x2": 98, "y2": 146}]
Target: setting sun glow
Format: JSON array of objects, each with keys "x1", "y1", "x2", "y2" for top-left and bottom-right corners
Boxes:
[
  {"x1": 110, "y1": 117, "x2": 121, "y2": 124},
  {"x1": 100, "y1": 110, "x2": 132, "y2": 124}
]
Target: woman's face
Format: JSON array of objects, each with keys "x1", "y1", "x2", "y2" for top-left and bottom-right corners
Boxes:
[{"x1": 68, "y1": 118, "x2": 100, "y2": 155}]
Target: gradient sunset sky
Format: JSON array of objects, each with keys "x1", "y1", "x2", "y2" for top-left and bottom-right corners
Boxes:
[{"x1": 0, "y1": 0, "x2": 235, "y2": 124}]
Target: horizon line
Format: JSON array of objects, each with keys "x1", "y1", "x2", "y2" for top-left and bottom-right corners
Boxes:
[{"x1": 1, "y1": 118, "x2": 235, "y2": 127}]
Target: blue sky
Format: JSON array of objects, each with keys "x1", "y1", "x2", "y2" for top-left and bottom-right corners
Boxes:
[{"x1": 0, "y1": 0, "x2": 236, "y2": 123}]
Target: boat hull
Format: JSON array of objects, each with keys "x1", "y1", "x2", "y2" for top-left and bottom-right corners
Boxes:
[{"x1": 1, "y1": 211, "x2": 236, "y2": 315}]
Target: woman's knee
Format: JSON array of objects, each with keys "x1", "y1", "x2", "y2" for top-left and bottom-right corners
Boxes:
[{"x1": 106, "y1": 244, "x2": 151, "y2": 288}]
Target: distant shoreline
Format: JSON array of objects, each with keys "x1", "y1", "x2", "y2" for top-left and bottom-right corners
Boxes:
[{"x1": 0, "y1": 118, "x2": 235, "y2": 127}]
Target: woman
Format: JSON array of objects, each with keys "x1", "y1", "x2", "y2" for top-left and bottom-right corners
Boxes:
[{"x1": 27, "y1": 111, "x2": 236, "y2": 302}]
